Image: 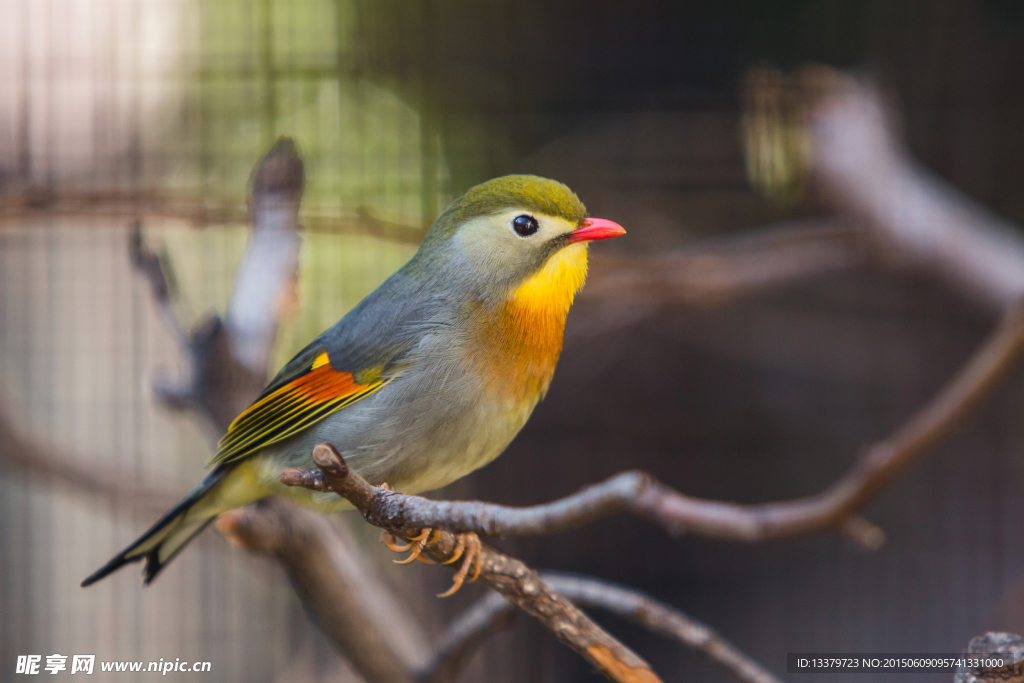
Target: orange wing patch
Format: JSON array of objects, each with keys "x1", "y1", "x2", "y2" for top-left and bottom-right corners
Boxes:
[{"x1": 211, "y1": 351, "x2": 387, "y2": 465}]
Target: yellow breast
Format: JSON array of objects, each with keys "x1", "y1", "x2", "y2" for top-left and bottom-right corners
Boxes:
[{"x1": 470, "y1": 243, "x2": 589, "y2": 404}]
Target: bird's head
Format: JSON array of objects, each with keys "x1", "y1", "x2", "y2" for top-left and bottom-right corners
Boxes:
[{"x1": 418, "y1": 175, "x2": 625, "y2": 310}]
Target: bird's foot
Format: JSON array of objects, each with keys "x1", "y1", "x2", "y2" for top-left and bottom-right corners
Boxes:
[
  {"x1": 379, "y1": 528, "x2": 483, "y2": 597},
  {"x1": 381, "y1": 527, "x2": 442, "y2": 564},
  {"x1": 437, "y1": 531, "x2": 483, "y2": 597}
]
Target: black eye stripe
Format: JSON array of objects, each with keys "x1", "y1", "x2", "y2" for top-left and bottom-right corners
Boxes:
[{"x1": 513, "y1": 214, "x2": 539, "y2": 237}]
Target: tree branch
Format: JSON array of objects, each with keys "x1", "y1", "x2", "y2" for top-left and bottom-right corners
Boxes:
[
  {"x1": 215, "y1": 498, "x2": 430, "y2": 683},
  {"x1": 749, "y1": 66, "x2": 1024, "y2": 311},
  {"x1": 74, "y1": 101, "x2": 1024, "y2": 683},
  {"x1": 136, "y1": 138, "x2": 307, "y2": 437},
  {"x1": 418, "y1": 592, "x2": 517, "y2": 683},
  {"x1": 128, "y1": 222, "x2": 189, "y2": 349},
  {"x1": 579, "y1": 66, "x2": 1024, "y2": 343},
  {"x1": 284, "y1": 298, "x2": 1024, "y2": 550},
  {"x1": 227, "y1": 139, "x2": 305, "y2": 375},
  {"x1": 129, "y1": 139, "x2": 438, "y2": 682},
  {"x1": 287, "y1": 444, "x2": 663, "y2": 683},
  {"x1": 543, "y1": 573, "x2": 781, "y2": 683},
  {"x1": 953, "y1": 633, "x2": 1024, "y2": 683},
  {"x1": 571, "y1": 218, "x2": 870, "y2": 342},
  {"x1": 218, "y1": 492, "x2": 781, "y2": 683},
  {"x1": 423, "y1": 573, "x2": 783, "y2": 683},
  {"x1": 582, "y1": 218, "x2": 868, "y2": 310}
]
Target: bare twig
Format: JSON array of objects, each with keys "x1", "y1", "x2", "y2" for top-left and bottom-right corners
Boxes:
[
  {"x1": 423, "y1": 574, "x2": 782, "y2": 683},
  {"x1": 131, "y1": 236, "x2": 259, "y2": 434},
  {"x1": 629, "y1": 296, "x2": 1024, "y2": 542},
  {"x1": 571, "y1": 67, "x2": 1024, "y2": 346},
  {"x1": 287, "y1": 444, "x2": 663, "y2": 683},
  {"x1": 129, "y1": 139, "x2": 435, "y2": 683},
  {"x1": 583, "y1": 218, "x2": 868, "y2": 310},
  {"x1": 286, "y1": 299, "x2": 1024, "y2": 549},
  {"x1": 140, "y1": 138, "x2": 309, "y2": 436},
  {"x1": 544, "y1": 573, "x2": 782, "y2": 683},
  {"x1": 128, "y1": 222, "x2": 189, "y2": 349},
  {"x1": 953, "y1": 633, "x2": 1024, "y2": 683},
  {"x1": 302, "y1": 466, "x2": 881, "y2": 549}
]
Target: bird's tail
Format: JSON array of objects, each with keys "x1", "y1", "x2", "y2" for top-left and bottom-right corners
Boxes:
[{"x1": 81, "y1": 462, "x2": 264, "y2": 586}]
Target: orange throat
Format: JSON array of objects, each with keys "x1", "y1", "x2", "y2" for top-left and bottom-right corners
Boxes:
[{"x1": 474, "y1": 243, "x2": 589, "y2": 403}]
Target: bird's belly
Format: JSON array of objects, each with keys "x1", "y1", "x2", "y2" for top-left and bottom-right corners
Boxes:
[
  {"x1": 392, "y1": 392, "x2": 535, "y2": 493},
  {"x1": 254, "y1": 367, "x2": 538, "y2": 505}
]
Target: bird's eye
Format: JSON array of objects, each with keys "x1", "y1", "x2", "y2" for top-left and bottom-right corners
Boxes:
[{"x1": 512, "y1": 214, "x2": 539, "y2": 237}]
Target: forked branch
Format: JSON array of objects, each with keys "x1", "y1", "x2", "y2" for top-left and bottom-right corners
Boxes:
[
  {"x1": 256, "y1": 289, "x2": 1024, "y2": 681},
  {"x1": 282, "y1": 298, "x2": 1024, "y2": 552},
  {"x1": 283, "y1": 444, "x2": 663, "y2": 683},
  {"x1": 425, "y1": 574, "x2": 782, "y2": 683}
]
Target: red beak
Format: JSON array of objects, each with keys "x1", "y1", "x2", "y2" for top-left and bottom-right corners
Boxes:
[{"x1": 567, "y1": 218, "x2": 626, "y2": 244}]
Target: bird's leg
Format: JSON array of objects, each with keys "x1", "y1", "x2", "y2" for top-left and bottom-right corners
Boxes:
[
  {"x1": 437, "y1": 532, "x2": 483, "y2": 598},
  {"x1": 379, "y1": 528, "x2": 483, "y2": 597},
  {"x1": 373, "y1": 483, "x2": 481, "y2": 596}
]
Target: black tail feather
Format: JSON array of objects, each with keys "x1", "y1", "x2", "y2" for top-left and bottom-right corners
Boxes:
[{"x1": 81, "y1": 466, "x2": 231, "y2": 587}]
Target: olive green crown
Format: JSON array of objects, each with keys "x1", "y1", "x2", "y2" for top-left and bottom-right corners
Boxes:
[{"x1": 427, "y1": 175, "x2": 587, "y2": 241}]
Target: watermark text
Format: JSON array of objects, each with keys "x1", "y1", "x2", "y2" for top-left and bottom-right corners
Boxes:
[{"x1": 16, "y1": 655, "x2": 211, "y2": 675}]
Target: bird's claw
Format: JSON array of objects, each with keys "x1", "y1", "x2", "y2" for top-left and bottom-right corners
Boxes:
[
  {"x1": 379, "y1": 528, "x2": 483, "y2": 597},
  {"x1": 381, "y1": 528, "x2": 440, "y2": 564},
  {"x1": 380, "y1": 530, "x2": 412, "y2": 553},
  {"x1": 437, "y1": 532, "x2": 483, "y2": 598}
]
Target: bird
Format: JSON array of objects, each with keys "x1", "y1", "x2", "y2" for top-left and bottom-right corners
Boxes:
[{"x1": 82, "y1": 174, "x2": 625, "y2": 591}]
